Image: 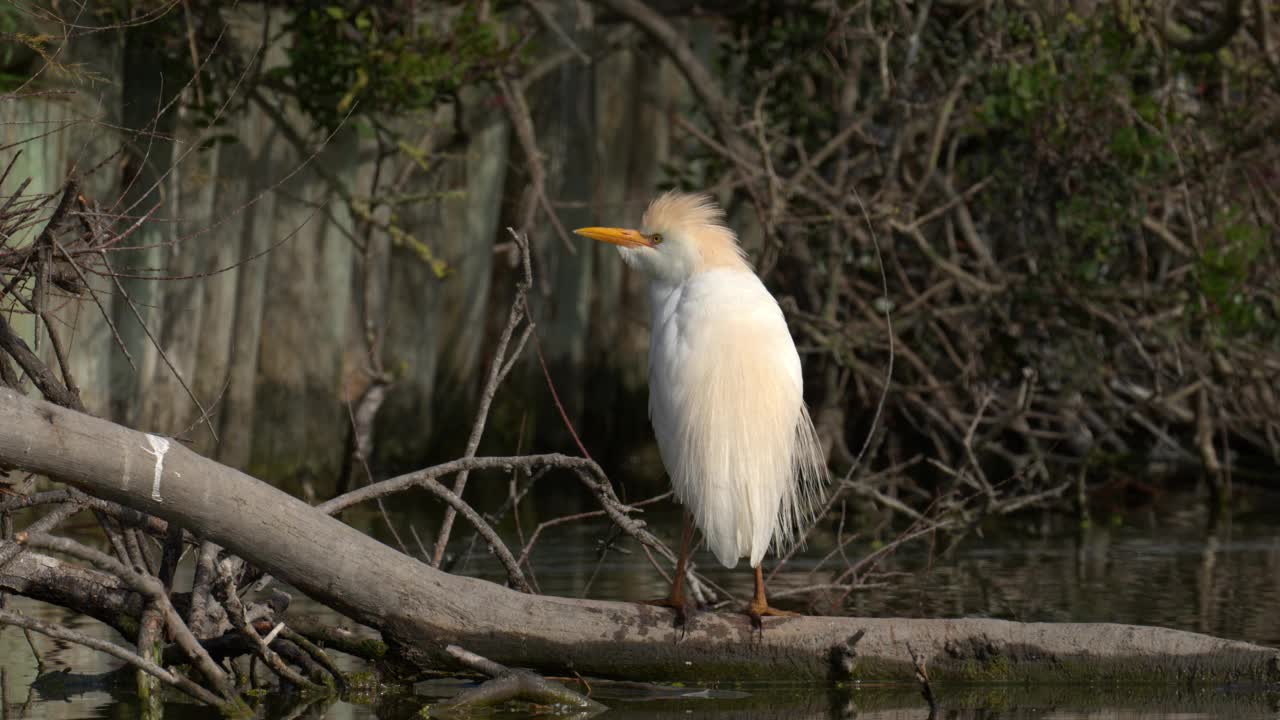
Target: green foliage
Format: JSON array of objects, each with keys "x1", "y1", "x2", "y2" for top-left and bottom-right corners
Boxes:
[
  {"x1": 351, "y1": 199, "x2": 450, "y2": 278},
  {"x1": 967, "y1": 7, "x2": 1179, "y2": 293},
  {"x1": 0, "y1": 5, "x2": 103, "y2": 91},
  {"x1": 716, "y1": 5, "x2": 838, "y2": 139},
  {"x1": 0, "y1": 5, "x2": 34, "y2": 89},
  {"x1": 969, "y1": 4, "x2": 1273, "y2": 343},
  {"x1": 979, "y1": 58, "x2": 1058, "y2": 125},
  {"x1": 279, "y1": 3, "x2": 506, "y2": 129},
  {"x1": 659, "y1": 0, "x2": 846, "y2": 192},
  {"x1": 1195, "y1": 212, "x2": 1272, "y2": 337}
]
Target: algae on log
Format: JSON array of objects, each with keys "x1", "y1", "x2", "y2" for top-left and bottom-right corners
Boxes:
[{"x1": 1, "y1": 387, "x2": 1277, "y2": 685}]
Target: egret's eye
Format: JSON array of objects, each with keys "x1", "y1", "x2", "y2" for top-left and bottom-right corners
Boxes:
[{"x1": 651, "y1": 233, "x2": 664, "y2": 245}]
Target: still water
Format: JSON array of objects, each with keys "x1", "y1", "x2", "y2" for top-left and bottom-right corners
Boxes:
[{"x1": 3, "y1": 488, "x2": 1280, "y2": 719}]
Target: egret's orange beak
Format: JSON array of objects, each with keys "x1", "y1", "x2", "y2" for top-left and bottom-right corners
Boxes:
[{"x1": 573, "y1": 226, "x2": 653, "y2": 248}]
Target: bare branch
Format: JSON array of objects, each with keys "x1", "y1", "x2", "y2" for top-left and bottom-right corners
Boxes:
[{"x1": 432, "y1": 231, "x2": 534, "y2": 566}]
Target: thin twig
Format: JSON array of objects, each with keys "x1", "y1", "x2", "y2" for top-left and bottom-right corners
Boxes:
[{"x1": 431, "y1": 230, "x2": 533, "y2": 566}]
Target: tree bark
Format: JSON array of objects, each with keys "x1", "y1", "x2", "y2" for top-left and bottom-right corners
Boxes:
[
  {"x1": 0, "y1": 551, "x2": 142, "y2": 638},
  {"x1": 1, "y1": 387, "x2": 1277, "y2": 685}
]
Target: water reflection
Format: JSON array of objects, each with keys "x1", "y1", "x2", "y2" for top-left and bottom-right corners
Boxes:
[
  {"x1": 419, "y1": 490, "x2": 1280, "y2": 650},
  {"x1": 4, "y1": 490, "x2": 1280, "y2": 718}
]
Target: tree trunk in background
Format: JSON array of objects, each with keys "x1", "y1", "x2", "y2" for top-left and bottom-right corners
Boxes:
[
  {"x1": 189, "y1": 134, "x2": 250, "y2": 459},
  {"x1": 138, "y1": 99, "x2": 220, "y2": 438},
  {"x1": 429, "y1": 101, "x2": 508, "y2": 423},
  {"x1": 214, "y1": 89, "x2": 280, "y2": 471},
  {"x1": 112, "y1": 23, "x2": 178, "y2": 426},
  {"x1": 530, "y1": 5, "x2": 598, "y2": 452},
  {"x1": 251, "y1": 127, "x2": 359, "y2": 488},
  {"x1": 584, "y1": 37, "x2": 680, "y2": 468},
  {"x1": 374, "y1": 94, "x2": 509, "y2": 469},
  {"x1": 516, "y1": 2, "x2": 696, "y2": 468},
  {"x1": 48, "y1": 31, "x2": 122, "y2": 415}
]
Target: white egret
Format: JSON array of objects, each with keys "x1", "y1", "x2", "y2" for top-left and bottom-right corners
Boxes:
[{"x1": 575, "y1": 192, "x2": 827, "y2": 626}]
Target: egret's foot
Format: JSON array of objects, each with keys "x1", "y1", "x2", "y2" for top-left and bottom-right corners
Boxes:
[
  {"x1": 746, "y1": 602, "x2": 799, "y2": 632},
  {"x1": 644, "y1": 595, "x2": 697, "y2": 629}
]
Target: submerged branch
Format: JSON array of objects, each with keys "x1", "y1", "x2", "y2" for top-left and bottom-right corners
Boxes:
[
  {"x1": 435, "y1": 644, "x2": 607, "y2": 716},
  {"x1": 0, "y1": 608, "x2": 226, "y2": 707}
]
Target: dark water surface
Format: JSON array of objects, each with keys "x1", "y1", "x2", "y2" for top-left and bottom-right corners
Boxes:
[{"x1": 4, "y1": 489, "x2": 1280, "y2": 718}]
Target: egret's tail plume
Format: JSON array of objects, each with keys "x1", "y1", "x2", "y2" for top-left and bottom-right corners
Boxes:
[{"x1": 773, "y1": 405, "x2": 828, "y2": 559}]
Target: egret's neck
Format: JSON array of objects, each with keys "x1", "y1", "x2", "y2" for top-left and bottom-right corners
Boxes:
[{"x1": 647, "y1": 277, "x2": 683, "y2": 328}]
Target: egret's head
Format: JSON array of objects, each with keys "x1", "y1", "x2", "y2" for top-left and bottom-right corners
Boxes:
[{"x1": 574, "y1": 192, "x2": 749, "y2": 283}]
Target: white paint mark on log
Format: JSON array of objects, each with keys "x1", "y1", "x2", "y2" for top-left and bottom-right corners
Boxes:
[
  {"x1": 143, "y1": 434, "x2": 171, "y2": 502},
  {"x1": 121, "y1": 443, "x2": 131, "y2": 491}
]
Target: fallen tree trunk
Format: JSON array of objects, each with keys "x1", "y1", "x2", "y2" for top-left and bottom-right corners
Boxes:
[{"x1": 1, "y1": 387, "x2": 1277, "y2": 685}]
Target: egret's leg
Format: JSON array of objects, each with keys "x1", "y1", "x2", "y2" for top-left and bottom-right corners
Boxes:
[
  {"x1": 645, "y1": 512, "x2": 695, "y2": 626},
  {"x1": 746, "y1": 565, "x2": 798, "y2": 630}
]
